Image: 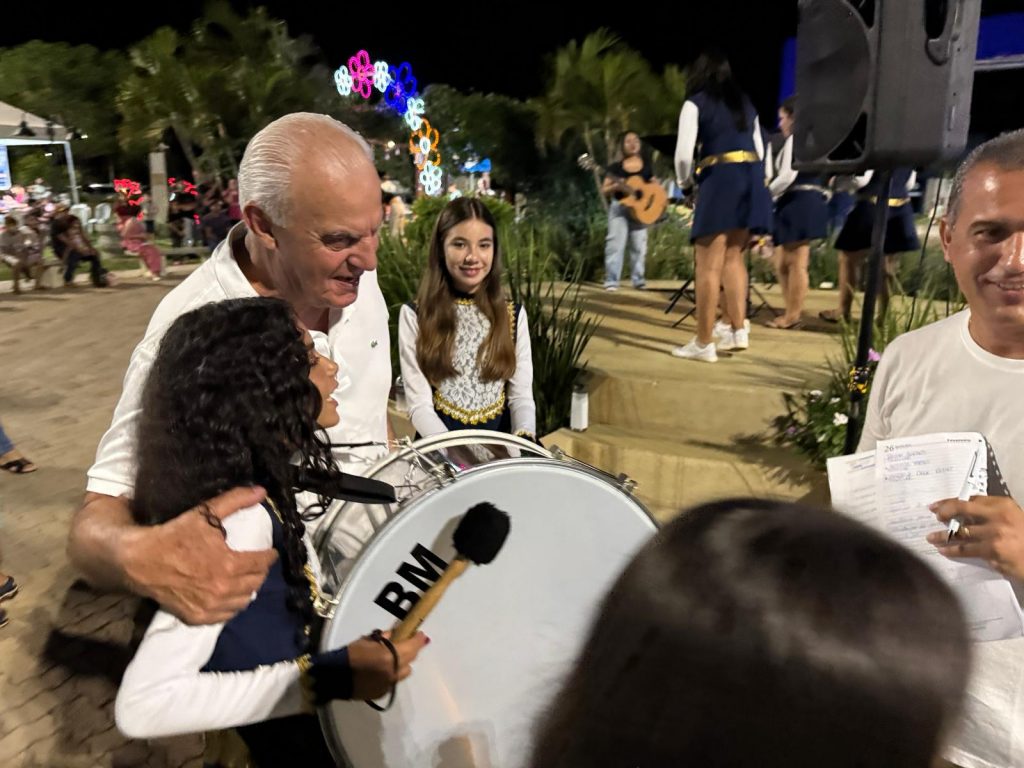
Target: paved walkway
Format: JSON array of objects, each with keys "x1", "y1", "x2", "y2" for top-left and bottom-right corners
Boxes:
[
  {"x1": 0, "y1": 269, "x2": 849, "y2": 765},
  {"x1": 0, "y1": 269, "x2": 204, "y2": 767}
]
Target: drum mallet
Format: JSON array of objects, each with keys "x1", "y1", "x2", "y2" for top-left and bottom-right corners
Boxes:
[{"x1": 392, "y1": 502, "x2": 510, "y2": 642}]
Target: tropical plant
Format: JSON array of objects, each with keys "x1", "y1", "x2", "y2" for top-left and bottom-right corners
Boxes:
[
  {"x1": 505, "y1": 231, "x2": 600, "y2": 437},
  {"x1": 532, "y1": 29, "x2": 686, "y2": 202},
  {"x1": 117, "y1": 2, "x2": 328, "y2": 179},
  {"x1": 771, "y1": 293, "x2": 945, "y2": 466}
]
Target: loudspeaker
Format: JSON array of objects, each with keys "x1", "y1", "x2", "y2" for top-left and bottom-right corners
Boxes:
[{"x1": 793, "y1": 0, "x2": 981, "y2": 172}]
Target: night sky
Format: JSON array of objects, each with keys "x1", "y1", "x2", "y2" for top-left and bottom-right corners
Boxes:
[{"x1": 2, "y1": 0, "x2": 1022, "y2": 131}]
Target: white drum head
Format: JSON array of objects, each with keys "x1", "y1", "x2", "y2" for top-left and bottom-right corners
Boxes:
[
  {"x1": 319, "y1": 459, "x2": 657, "y2": 768},
  {"x1": 314, "y1": 430, "x2": 550, "y2": 571}
]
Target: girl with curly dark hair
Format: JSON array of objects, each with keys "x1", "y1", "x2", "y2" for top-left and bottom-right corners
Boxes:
[{"x1": 114, "y1": 297, "x2": 426, "y2": 766}]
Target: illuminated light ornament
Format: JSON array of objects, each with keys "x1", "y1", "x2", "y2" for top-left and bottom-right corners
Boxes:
[
  {"x1": 348, "y1": 50, "x2": 374, "y2": 99},
  {"x1": 420, "y1": 162, "x2": 443, "y2": 196},
  {"x1": 333, "y1": 65, "x2": 353, "y2": 97},
  {"x1": 374, "y1": 61, "x2": 392, "y2": 93},
  {"x1": 385, "y1": 62, "x2": 417, "y2": 114},
  {"x1": 404, "y1": 97, "x2": 425, "y2": 131},
  {"x1": 332, "y1": 50, "x2": 445, "y2": 195},
  {"x1": 409, "y1": 119, "x2": 440, "y2": 169}
]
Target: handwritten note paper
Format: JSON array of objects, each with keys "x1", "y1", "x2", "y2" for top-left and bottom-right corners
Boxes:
[{"x1": 828, "y1": 432, "x2": 1023, "y2": 642}]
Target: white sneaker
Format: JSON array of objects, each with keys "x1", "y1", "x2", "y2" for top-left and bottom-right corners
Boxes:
[
  {"x1": 719, "y1": 327, "x2": 750, "y2": 351},
  {"x1": 713, "y1": 318, "x2": 750, "y2": 340},
  {"x1": 604, "y1": 285, "x2": 619, "y2": 292},
  {"x1": 671, "y1": 339, "x2": 718, "y2": 362}
]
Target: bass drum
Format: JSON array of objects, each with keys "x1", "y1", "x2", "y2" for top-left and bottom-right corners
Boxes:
[
  {"x1": 316, "y1": 448, "x2": 657, "y2": 767},
  {"x1": 313, "y1": 430, "x2": 550, "y2": 586}
]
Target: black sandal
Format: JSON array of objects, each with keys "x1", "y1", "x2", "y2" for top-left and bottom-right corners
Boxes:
[{"x1": 1, "y1": 458, "x2": 37, "y2": 474}]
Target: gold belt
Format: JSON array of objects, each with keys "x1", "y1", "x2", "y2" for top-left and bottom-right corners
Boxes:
[
  {"x1": 696, "y1": 150, "x2": 760, "y2": 174},
  {"x1": 865, "y1": 196, "x2": 910, "y2": 207}
]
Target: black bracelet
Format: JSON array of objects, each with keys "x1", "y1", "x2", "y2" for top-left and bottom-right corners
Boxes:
[{"x1": 365, "y1": 629, "x2": 399, "y2": 712}]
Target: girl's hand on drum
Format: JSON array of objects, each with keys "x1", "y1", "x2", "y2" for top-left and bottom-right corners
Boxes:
[{"x1": 349, "y1": 631, "x2": 429, "y2": 700}]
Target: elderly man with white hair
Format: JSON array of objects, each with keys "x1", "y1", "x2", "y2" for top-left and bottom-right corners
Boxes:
[{"x1": 68, "y1": 114, "x2": 393, "y2": 624}]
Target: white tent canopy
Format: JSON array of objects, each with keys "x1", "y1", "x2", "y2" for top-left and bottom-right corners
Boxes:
[{"x1": 0, "y1": 99, "x2": 79, "y2": 203}]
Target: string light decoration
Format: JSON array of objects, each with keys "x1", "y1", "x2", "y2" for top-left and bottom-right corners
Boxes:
[
  {"x1": 334, "y1": 66, "x2": 353, "y2": 97},
  {"x1": 332, "y1": 49, "x2": 445, "y2": 195},
  {"x1": 348, "y1": 50, "x2": 374, "y2": 99},
  {"x1": 404, "y1": 97, "x2": 425, "y2": 131}
]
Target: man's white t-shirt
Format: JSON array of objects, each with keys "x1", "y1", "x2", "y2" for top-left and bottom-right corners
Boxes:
[
  {"x1": 86, "y1": 226, "x2": 392, "y2": 532},
  {"x1": 861, "y1": 309, "x2": 1024, "y2": 768}
]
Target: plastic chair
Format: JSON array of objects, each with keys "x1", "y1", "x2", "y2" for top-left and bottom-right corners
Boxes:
[
  {"x1": 69, "y1": 204, "x2": 91, "y2": 229},
  {"x1": 88, "y1": 202, "x2": 113, "y2": 232}
]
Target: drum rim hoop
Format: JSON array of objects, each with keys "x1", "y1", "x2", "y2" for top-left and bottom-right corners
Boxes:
[{"x1": 313, "y1": 430, "x2": 552, "y2": 549}]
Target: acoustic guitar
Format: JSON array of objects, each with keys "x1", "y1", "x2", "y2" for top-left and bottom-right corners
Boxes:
[{"x1": 578, "y1": 154, "x2": 668, "y2": 226}]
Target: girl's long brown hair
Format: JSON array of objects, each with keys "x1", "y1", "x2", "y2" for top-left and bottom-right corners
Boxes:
[{"x1": 415, "y1": 198, "x2": 515, "y2": 386}]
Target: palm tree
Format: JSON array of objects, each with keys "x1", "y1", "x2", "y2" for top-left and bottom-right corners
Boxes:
[
  {"x1": 118, "y1": 5, "x2": 328, "y2": 180},
  {"x1": 533, "y1": 29, "x2": 686, "y2": 198},
  {"x1": 117, "y1": 27, "x2": 216, "y2": 176}
]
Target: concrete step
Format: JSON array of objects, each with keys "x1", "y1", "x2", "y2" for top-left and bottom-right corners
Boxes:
[
  {"x1": 586, "y1": 367, "x2": 816, "y2": 441},
  {"x1": 545, "y1": 423, "x2": 829, "y2": 523}
]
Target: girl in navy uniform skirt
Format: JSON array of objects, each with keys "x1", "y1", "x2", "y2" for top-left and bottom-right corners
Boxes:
[
  {"x1": 821, "y1": 167, "x2": 919, "y2": 323},
  {"x1": 673, "y1": 52, "x2": 773, "y2": 362},
  {"x1": 768, "y1": 97, "x2": 829, "y2": 329},
  {"x1": 115, "y1": 298, "x2": 426, "y2": 767}
]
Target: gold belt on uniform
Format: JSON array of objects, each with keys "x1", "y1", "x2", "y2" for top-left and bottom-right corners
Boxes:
[
  {"x1": 695, "y1": 150, "x2": 760, "y2": 175},
  {"x1": 864, "y1": 196, "x2": 911, "y2": 206}
]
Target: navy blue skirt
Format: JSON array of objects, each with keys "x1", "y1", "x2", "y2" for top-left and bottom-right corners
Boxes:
[
  {"x1": 773, "y1": 189, "x2": 829, "y2": 245},
  {"x1": 691, "y1": 162, "x2": 773, "y2": 242},
  {"x1": 833, "y1": 199, "x2": 920, "y2": 254}
]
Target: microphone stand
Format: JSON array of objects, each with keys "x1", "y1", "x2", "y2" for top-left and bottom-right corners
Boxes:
[{"x1": 843, "y1": 170, "x2": 892, "y2": 454}]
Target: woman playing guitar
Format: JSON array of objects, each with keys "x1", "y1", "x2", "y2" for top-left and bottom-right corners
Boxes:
[{"x1": 602, "y1": 131, "x2": 659, "y2": 291}]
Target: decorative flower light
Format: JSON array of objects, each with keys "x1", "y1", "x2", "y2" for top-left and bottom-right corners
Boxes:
[
  {"x1": 333, "y1": 66, "x2": 353, "y2": 97},
  {"x1": 404, "y1": 98, "x2": 425, "y2": 131},
  {"x1": 409, "y1": 119, "x2": 441, "y2": 169},
  {"x1": 374, "y1": 61, "x2": 392, "y2": 93},
  {"x1": 420, "y1": 163, "x2": 443, "y2": 196},
  {"x1": 332, "y1": 51, "x2": 447, "y2": 195},
  {"x1": 385, "y1": 62, "x2": 417, "y2": 114},
  {"x1": 348, "y1": 50, "x2": 374, "y2": 99}
]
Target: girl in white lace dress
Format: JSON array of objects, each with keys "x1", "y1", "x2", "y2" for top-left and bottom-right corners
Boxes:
[{"x1": 399, "y1": 198, "x2": 536, "y2": 440}]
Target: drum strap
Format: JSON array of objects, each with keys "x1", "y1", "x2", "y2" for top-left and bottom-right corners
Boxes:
[{"x1": 365, "y1": 629, "x2": 399, "y2": 712}]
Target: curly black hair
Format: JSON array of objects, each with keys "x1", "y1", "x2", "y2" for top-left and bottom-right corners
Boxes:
[{"x1": 132, "y1": 297, "x2": 335, "y2": 649}]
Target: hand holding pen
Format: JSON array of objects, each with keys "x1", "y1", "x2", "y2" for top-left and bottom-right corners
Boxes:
[{"x1": 927, "y1": 496, "x2": 1024, "y2": 581}]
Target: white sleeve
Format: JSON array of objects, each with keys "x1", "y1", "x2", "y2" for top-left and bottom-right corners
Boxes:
[
  {"x1": 753, "y1": 115, "x2": 765, "y2": 161},
  {"x1": 905, "y1": 171, "x2": 918, "y2": 195},
  {"x1": 398, "y1": 304, "x2": 449, "y2": 438},
  {"x1": 674, "y1": 100, "x2": 699, "y2": 186},
  {"x1": 853, "y1": 170, "x2": 874, "y2": 190},
  {"x1": 769, "y1": 135, "x2": 797, "y2": 200},
  {"x1": 508, "y1": 306, "x2": 537, "y2": 438},
  {"x1": 86, "y1": 338, "x2": 159, "y2": 497},
  {"x1": 114, "y1": 505, "x2": 308, "y2": 739}
]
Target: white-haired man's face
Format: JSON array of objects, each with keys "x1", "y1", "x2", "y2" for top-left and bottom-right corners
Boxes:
[
  {"x1": 941, "y1": 164, "x2": 1024, "y2": 335},
  {"x1": 251, "y1": 155, "x2": 382, "y2": 311}
]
